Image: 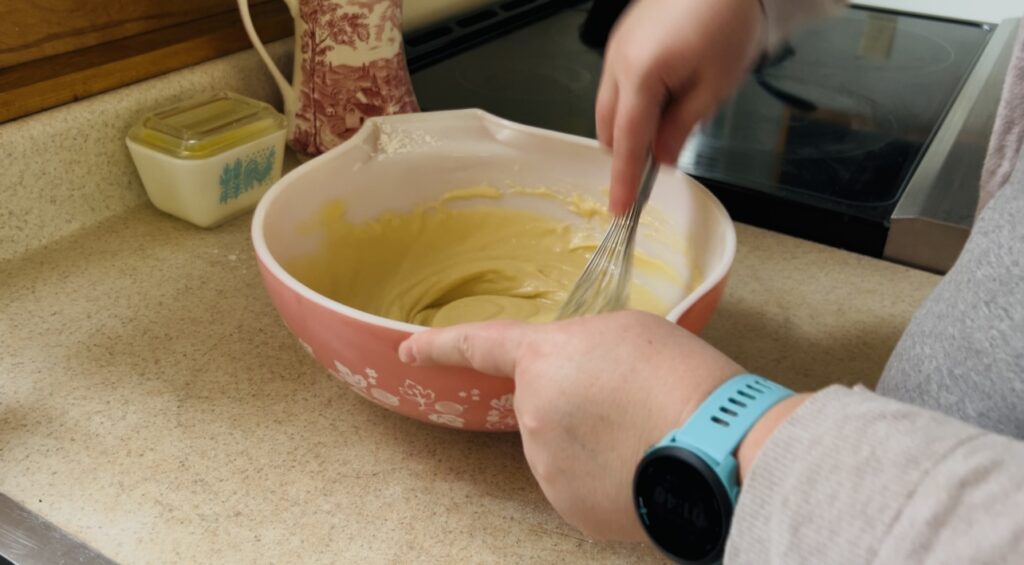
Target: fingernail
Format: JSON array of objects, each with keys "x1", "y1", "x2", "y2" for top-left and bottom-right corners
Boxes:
[{"x1": 398, "y1": 341, "x2": 418, "y2": 365}]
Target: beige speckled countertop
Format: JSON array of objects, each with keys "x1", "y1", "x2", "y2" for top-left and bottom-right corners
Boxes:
[
  {"x1": 0, "y1": 205, "x2": 939, "y2": 563},
  {"x1": 0, "y1": 36, "x2": 941, "y2": 564}
]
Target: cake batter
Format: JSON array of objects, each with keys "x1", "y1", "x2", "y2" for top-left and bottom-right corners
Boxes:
[{"x1": 287, "y1": 188, "x2": 683, "y2": 327}]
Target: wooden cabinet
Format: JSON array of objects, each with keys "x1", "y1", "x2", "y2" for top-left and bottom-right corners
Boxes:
[
  {"x1": 0, "y1": 0, "x2": 293, "y2": 123},
  {"x1": 2, "y1": 1, "x2": 272, "y2": 68}
]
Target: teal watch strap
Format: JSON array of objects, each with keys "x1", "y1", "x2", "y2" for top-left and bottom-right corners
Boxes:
[
  {"x1": 636, "y1": 375, "x2": 793, "y2": 563},
  {"x1": 660, "y1": 374, "x2": 794, "y2": 467}
]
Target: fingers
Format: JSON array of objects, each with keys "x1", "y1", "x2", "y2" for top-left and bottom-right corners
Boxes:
[
  {"x1": 608, "y1": 85, "x2": 665, "y2": 216},
  {"x1": 595, "y1": 70, "x2": 618, "y2": 149},
  {"x1": 653, "y1": 82, "x2": 720, "y2": 165},
  {"x1": 398, "y1": 320, "x2": 528, "y2": 377}
]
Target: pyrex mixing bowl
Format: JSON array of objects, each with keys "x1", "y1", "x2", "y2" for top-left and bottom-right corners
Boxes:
[{"x1": 252, "y1": 109, "x2": 735, "y2": 431}]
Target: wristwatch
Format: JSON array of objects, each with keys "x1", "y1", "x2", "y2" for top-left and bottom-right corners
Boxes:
[{"x1": 633, "y1": 374, "x2": 793, "y2": 564}]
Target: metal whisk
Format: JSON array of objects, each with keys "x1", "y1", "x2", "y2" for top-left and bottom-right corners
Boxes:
[{"x1": 557, "y1": 153, "x2": 659, "y2": 319}]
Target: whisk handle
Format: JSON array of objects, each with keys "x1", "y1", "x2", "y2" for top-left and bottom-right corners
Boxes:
[{"x1": 633, "y1": 153, "x2": 658, "y2": 212}]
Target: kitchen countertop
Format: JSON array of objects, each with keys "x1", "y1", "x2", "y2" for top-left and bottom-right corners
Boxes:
[{"x1": 0, "y1": 198, "x2": 939, "y2": 563}]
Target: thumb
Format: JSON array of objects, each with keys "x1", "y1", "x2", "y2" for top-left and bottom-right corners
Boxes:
[{"x1": 397, "y1": 320, "x2": 529, "y2": 378}]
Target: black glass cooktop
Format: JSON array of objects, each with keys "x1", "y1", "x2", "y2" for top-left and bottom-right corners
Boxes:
[
  {"x1": 410, "y1": 2, "x2": 992, "y2": 254},
  {"x1": 681, "y1": 10, "x2": 991, "y2": 219},
  {"x1": 411, "y1": 2, "x2": 602, "y2": 137}
]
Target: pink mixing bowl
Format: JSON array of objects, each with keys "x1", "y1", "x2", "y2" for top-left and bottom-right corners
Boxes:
[{"x1": 252, "y1": 109, "x2": 735, "y2": 431}]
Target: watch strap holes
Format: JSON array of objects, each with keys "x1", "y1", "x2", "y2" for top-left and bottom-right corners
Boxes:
[
  {"x1": 711, "y1": 415, "x2": 731, "y2": 427},
  {"x1": 719, "y1": 406, "x2": 739, "y2": 417},
  {"x1": 746, "y1": 383, "x2": 765, "y2": 394},
  {"x1": 728, "y1": 397, "x2": 747, "y2": 408},
  {"x1": 737, "y1": 390, "x2": 756, "y2": 400}
]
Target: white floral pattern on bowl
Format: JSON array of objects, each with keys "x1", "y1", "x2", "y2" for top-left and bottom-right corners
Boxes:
[
  {"x1": 325, "y1": 358, "x2": 486, "y2": 429},
  {"x1": 332, "y1": 361, "x2": 367, "y2": 389},
  {"x1": 370, "y1": 387, "x2": 400, "y2": 406},
  {"x1": 486, "y1": 394, "x2": 517, "y2": 430},
  {"x1": 428, "y1": 413, "x2": 465, "y2": 428}
]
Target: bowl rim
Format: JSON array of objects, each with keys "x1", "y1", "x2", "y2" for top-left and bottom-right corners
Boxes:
[{"x1": 251, "y1": 109, "x2": 736, "y2": 334}]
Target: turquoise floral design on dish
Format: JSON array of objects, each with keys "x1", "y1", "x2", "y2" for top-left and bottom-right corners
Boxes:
[{"x1": 218, "y1": 146, "x2": 276, "y2": 204}]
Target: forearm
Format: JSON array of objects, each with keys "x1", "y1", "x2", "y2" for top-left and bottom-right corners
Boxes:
[
  {"x1": 758, "y1": 0, "x2": 846, "y2": 50},
  {"x1": 727, "y1": 385, "x2": 1024, "y2": 563},
  {"x1": 736, "y1": 392, "x2": 809, "y2": 484}
]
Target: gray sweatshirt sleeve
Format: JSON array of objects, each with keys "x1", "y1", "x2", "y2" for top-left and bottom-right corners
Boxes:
[
  {"x1": 759, "y1": 0, "x2": 845, "y2": 50},
  {"x1": 725, "y1": 385, "x2": 1024, "y2": 564}
]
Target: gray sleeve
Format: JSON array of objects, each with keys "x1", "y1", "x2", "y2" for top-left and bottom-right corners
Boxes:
[
  {"x1": 758, "y1": 0, "x2": 846, "y2": 50},
  {"x1": 725, "y1": 385, "x2": 1024, "y2": 564},
  {"x1": 876, "y1": 43, "x2": 1024, "y2": 440}
]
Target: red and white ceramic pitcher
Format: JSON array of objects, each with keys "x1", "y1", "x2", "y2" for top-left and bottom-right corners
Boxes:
[{"x1": 239, "y1": 0, "x2": 419, "y2": 157}]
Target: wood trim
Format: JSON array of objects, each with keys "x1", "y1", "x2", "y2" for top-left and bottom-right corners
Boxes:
[
  {"x1": 1, "y1": 0, "x2": 274, "y2": 69},
  {"x1": 0, "y1": 2, "x2": 293, "y2": 124}
]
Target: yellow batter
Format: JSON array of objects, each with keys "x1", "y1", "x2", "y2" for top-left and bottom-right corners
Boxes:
[{"x1": 287, "y1": 187, "x2": 678, "y2": 327}]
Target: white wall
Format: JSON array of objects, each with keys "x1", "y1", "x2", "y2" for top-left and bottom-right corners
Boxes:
[
  {"x1": 402, "y1": 1, "x2": 1022, "y2": 31},
  {"x1": 404, "y1": 1, "x2": 1021, "y2": 30},
  {"x1": 854, "y1": 0, "x2": 1022, "y2": 23}
]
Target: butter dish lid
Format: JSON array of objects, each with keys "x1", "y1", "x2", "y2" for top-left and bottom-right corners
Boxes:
[{"x1": 127, "y1": 92, "x2": 287, "y2": 160}]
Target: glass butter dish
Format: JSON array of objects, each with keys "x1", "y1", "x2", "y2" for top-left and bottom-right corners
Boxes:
[{"x1": 126, "y1": 92, "x2": 288, "y2": 228}]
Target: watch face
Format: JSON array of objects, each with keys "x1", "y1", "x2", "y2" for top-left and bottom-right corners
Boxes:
[{"x1": 634, "y1": 446, "x2": 732, "y2": 564}]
